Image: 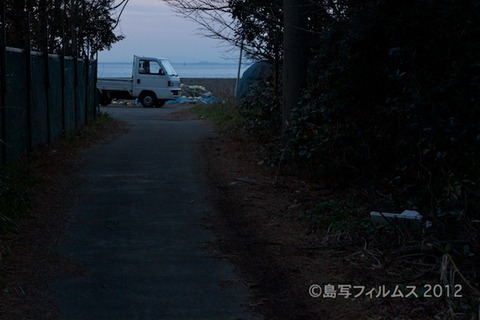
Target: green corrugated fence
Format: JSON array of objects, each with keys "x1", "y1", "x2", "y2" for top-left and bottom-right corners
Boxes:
[{"x1": 0, "y1": 47, "x2": 97, "y2": 164}]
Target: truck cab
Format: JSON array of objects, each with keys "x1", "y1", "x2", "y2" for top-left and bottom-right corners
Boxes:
[
  {"x1": 133, "y1": 56, "x2": 181, "y2": 107},
  {"x1": 97, "y1": 55, "x2": 181, "y2": 108}
]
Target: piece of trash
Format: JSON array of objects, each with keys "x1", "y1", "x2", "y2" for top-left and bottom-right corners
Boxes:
[
  {"x1": 166, "y1": 96, "x2": 217, "y2": 105},
  {"x1": 234, "y1": 177, "x2": 257, "y2": 185},
  {"x1": 370, "y1": 210, "x2": 432, "y2": 227},
  {"x1": 229, "y1": 178, "x2": 257, "y2": 187}
]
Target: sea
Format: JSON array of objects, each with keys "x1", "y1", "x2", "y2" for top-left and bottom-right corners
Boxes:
[{"x1": 97, "y1": 61, "x2": 252, "y2": 79}]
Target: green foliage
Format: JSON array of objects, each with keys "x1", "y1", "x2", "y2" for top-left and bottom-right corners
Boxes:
[
  {"x1": 191, "y1": 103, "x2": 244, "y2": 134},
  {"x1": 65, "y1": 112, "x2": 114, "y2": 145},
  {"x1": 237, "y1": 80, "x2": 288, "y2": 167},
  {"x1": 0, "y1": 165, "x2": 37, "y2": 231},
  {"x1": 298, "y1": 199, "x2": 347, "y2": 229},
  {"x1": 239, "y1": 80, "x2": 282, "y2": 139},
  {"x1": 291, "y1": 0, "x2": 480, "y2": 217},
  {"x1": 298, "y1": 198, "x2": 370, "y2": 233},
  {"x1": 3, "y1": 0, "x2": 124, "y2": 57},
  {"x1": 229, "y1": 0, "x2": 283, "y2": 62}
]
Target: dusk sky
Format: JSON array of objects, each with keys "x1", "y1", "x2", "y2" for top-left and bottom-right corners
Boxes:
[{"x1": 98, "y1": 0, "x2": 240, "y2": 64}]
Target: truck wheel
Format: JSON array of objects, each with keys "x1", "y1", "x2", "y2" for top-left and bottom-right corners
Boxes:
[
  {"x1": 99, "y1": 93, "x2": 112, "y2": 106},
  {"x1": 156, "y1": 100, "x2": 166, "y2": 108},
  {"x1": 140, "y1": 92, "x2": 157, "y2": 108}
]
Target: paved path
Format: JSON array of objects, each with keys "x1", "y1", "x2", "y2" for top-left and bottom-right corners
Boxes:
[{"x1": 53, "y1": 105, "x2": 261, "y2": 320}]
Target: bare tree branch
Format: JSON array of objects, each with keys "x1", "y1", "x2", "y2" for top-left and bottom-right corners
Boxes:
[
  {"x1": 111, "y1": 0, "x2": 130, "y2": 30},
  {"x1": 162, "y1": 0, "x2": 283, "y2": 62}
]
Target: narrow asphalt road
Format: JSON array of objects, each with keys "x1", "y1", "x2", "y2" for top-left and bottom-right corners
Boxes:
[{"x1": 53, "y1": 105, "x2": 261, "y2": 320}]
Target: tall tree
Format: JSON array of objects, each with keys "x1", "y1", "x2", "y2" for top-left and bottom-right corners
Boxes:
[
  {"x1": 282, "y1": 0, "x2": 309, "y2": 133},
  {"x1": 0, "y1": 0, "x2": 127, "y2": 58},
  {"x1": 229, "y1": 0, "x2": 282, "y2": 63}
]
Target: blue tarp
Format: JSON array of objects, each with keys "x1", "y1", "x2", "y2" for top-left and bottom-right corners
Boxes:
[
  {"x1": 166, "y1": 83, "x2": 218, "y2": 104},
  {"x1": 236, "y1": 61, "x2": 273, "y2": 99},
  {"x1": 166, "y1": 96, "x2": 218, "y2": 105}
]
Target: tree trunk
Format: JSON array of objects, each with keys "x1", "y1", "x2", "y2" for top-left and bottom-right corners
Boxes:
[{"x1": 282, "y1": 0, "x2": 309, "y2": 134}]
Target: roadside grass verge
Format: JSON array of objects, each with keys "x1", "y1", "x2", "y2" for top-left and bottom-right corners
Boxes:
[
  {"x1": 64, "y1": 112, "x2": 116, "y2": 145},
  {"x1": 0, "y1": 164, "x2": 37, "y2": 231},
  {"x1": 190, "y1": 102, "x2": 244, "y2": 134},
  {"x1": 0, "y1": 112, "x2": 118, "y2": 231},
  {"x1": 193, "y1": 97, "x2": 480, "y2": 316}
]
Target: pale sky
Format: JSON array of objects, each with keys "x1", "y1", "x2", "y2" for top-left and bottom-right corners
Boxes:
[{"x1": 98, "y1": 0, "x2": 239, "y2": 63}]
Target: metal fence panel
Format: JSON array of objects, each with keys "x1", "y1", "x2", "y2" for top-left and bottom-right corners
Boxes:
[
  {"x1": 88, "y1": 61, "x2": 96, "y2": 121},
  {"x1": 5, "y1": 50, "x2": 28, "y2": 163},
  {"x1": 0, "y1": 48, "x2": 97, "y2": 164},
  {"x1": 48, "y1": 56, "x2": 63, "y2": 138},
  {"x1": 76, "y1": 59, "x2": 86, "y2": 126},
  {"x1": 31, "y1": 54, "x2": 48, "y2": 148},
  {"x1": 63, "y1": 58, "x2": 75, "y2": 132}
]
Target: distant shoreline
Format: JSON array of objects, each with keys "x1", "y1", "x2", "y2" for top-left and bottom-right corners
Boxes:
[
  {"x1": 96, "y1": 61, "x2": 250, "y2": 66},
  {"x1": 181, "y1": 77, "x2": 237, "y2": 80},
  {"x1": 99, "y1": 61, "x2": 243, "y2": 65},
  {"x1": 97, "y1": 61, "x2": 250, "y2": 79}
]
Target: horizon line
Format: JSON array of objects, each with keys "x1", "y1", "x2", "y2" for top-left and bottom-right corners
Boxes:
[{"x1": 98, "y1": 60, "x2": 253, "y2": 65}]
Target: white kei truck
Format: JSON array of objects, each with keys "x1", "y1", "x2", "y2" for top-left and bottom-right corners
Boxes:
[{"x1": 97, "y1": 56, "x2": 181, "y2": 108}]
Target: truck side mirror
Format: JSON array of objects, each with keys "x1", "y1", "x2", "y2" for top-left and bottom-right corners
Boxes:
[{"x1": 159, "y1": 69, "x2": 165, "y2": 76}]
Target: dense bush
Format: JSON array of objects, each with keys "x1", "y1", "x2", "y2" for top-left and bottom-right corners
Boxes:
[
  {"x1": 290, "y1": 0, "x2": 480, "y2": 217},
  {"x1": 239, "y1": 80, "x2": 282, "y2": 140}
]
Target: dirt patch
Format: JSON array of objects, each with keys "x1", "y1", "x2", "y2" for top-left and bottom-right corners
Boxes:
[
  {"x1": 192, "y1": 108, "x2": 447, "y2": 319},
  {"x1": 199, "y1": 134, "x2": 360, "y2": 319},
  {"x1": 0, "y1": 118, "x2": 127, "y2": 320}
]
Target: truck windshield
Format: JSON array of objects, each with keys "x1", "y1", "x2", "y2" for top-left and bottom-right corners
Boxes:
[{"x1": 161, "y1": 60, "x2": 178, "y2": 77}]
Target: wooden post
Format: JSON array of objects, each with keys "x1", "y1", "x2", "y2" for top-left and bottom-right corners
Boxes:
[
  {"x1": 0, "y1": 0, "x2": 7, "y2": 163},
  {"x1": 25, "y1": 2, "x2": 33, "y2": 151},
  {"x1": 61, "y1": 0, "x2": 66, "y2": 133},
  {"x1": 42, "y1": 0, "x2": 52, "y2": 142}
]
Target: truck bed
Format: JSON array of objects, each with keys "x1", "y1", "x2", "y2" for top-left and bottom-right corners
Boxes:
[{"x1": 97, "y1": 77, "x2": 133, "y2": 92}]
